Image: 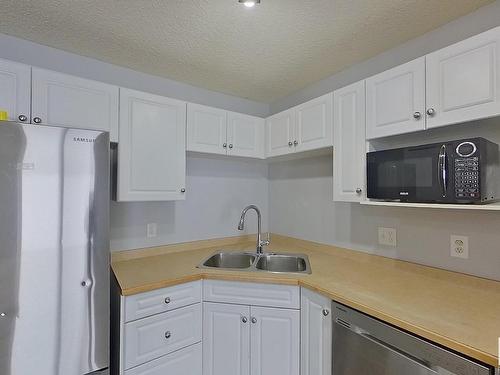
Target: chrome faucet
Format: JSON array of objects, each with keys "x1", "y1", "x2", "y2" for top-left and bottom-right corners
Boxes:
[{"x1": 237, "y1": 205, "x2": 269, "y2": 254}]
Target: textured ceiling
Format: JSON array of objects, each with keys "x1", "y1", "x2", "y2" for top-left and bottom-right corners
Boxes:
[{"x1": 0, "y1": 0, "x2": 493, "y2": 102}]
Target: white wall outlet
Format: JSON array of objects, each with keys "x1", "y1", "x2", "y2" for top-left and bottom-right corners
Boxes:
[
  {"x1": 450, "y1": 235, "x2": 469, "y2": 259},
  {"x1": 378, "y1": 227, "x2": 397, "y2": 247},
  {"x1": 147, "y1": 223, "x2": 158, "y2": 238}
]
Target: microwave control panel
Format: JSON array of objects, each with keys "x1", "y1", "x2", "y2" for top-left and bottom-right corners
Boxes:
[{"x1": 454, "y1": 157, "x2": 479, "y2": 199}]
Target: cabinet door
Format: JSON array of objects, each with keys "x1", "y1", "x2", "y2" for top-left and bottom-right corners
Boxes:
[
  {"x1": 300, "y1": 288, "x2": 332, "y2": 375},
  {"x1": 125, "y1": 343, "x2": 202, "y2": 375},
  {"x1": 227, "y1": 112, "x2": 265, "y2": 158},
  {"x1": 250, "y1": 306, "x2": 299, "y2": 375},
  {"x1": 0, "y1": 58, "x2": 31, "y2": 123},
  {"x1": 203, "y1": 302, "x2": 250, "y2": 375},
  {"x1": 31, "y1": 68, "x2": 119, "y2": 141},
  {"x1": 366, "y1": 57, "x2": 426, "y2": 139},
  {"x1": 187, "y1": 103, "x2": 227, "y2": 155},
  {"x1": 426, "y1": 26, "x2": 500, "y2": 129},
  {"x1": 333, "y1": 81, "x2": 366, "y2": 202},
  {"x1": 294, "y1": 93, "x2": 333, "y2": 152},
  {"x1": 266, "y1": 109, "x2": 294, "y2": 157},
  {"x1": 118, "y1": 88, "x2": 186, "y2": 201}
]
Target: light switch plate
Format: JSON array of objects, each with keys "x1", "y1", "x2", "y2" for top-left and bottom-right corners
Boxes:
[
  {"x1": 147, "y1": 223, "x2": 158, "y2": 238},
  {"x1": 450, "y1": 235, "x2": 469, "y2": 259},
  {"x1": 378, "y1": 227, "x2": 397, "y2": 247}
]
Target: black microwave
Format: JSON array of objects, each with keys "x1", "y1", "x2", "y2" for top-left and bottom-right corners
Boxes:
[{"x1": 367, "y1": 138, "x2": 500, "y2": 204}]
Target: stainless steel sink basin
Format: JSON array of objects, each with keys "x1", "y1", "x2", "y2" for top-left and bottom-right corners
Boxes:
[
  {"x1": 255, "y1": 254, "x2": 310, "y2": 274},
  {"x1": 200, "y1": 252, "x2": 256, "y2": 269},
  {"x1": 198, "y1": 251, "x2": 311, "y2": 274}
]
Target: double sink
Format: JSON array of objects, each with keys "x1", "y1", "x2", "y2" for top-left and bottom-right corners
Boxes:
[{"x1": 198, "y1": 251, "x2": 311, "y2": 274}]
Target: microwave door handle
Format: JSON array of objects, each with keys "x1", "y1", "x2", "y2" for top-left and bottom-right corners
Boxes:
[{"x1": 438, "y1": 145, "x2": 447, "y2": 198}]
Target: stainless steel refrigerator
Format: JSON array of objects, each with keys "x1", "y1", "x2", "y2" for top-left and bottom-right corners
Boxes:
[{"x1": 0, "y1": 121, "x2": 109, "y2": 375}]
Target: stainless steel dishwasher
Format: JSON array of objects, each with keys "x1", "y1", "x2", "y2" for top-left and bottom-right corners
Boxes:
[{"x1": 332, "y1": 302, "x2": 495, "y2": 375}]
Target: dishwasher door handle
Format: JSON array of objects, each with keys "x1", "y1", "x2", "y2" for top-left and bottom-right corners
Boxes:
[{"x1": 360, "y1": 332, "x2": 438, "y2": 374}]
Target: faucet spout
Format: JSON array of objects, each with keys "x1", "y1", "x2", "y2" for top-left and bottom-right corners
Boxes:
[{"x1": 237, "y1": 205, "x2": 269, "y2": 254}]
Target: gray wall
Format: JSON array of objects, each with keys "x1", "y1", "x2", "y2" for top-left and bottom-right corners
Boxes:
[
  {"x1": 0, "y1": 33, "x2": 269, "y2": 117},
  {"x1": 270, "y1": 0, "x2": 500, "y2": 114},
  {"x1": 110, "y1": 155, "x2": 269, "y2": 251}
]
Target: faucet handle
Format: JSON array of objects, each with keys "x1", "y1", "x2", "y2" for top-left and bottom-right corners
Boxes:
[{"x1": 261, "y1": 232, "x2": 270, "y2": 246}]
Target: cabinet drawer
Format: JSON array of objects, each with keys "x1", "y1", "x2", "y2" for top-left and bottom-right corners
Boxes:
[
  {"x1": 125, "y1": 343, "x2": 202, "y2": 375},
  {"x1": 203, "y1": 280, "x2": 299, "y2": 309},
  {"x1": 124, "y1": 303, "x2": 202, "y2": 369},
  {"x1": 124, "y1": 281, "x2": 201, "y2": 322}
]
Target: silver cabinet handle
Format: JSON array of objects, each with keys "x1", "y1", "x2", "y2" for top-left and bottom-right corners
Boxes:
[
  {"x1": 229, "y1": 144, "x2": 233, "y2": 149},
  {"x1": 0, "y1": 312, "x2": 6, "y2": 317},
  {"x1": 223, "y1": 143, "x2": 227, "y2": 148},
  {"x1": 180, "y1": 188, "x2": 186, "y2": 193},
  {"x1": 426, "y1": 108, "x2": 436, "y2": 116},
  {"x1": 356, "y1": 188, "x2": 362, "y2": 194},
  {"x1": 33, "y1": 117, "x2": 42, "y2": 124},
  {"x1": 288, "y1": 141, "x2": 293, "y2": 146},
  {"x1": 322, "y1": 309, "x2": 330, "y2": 316},
  {"x1": 18, "y1": 114, "x2": 28, "y2": 122},
  {"x1": 241, "y1": 316, "x2": 248, "y2": 323},
  {"x1": 251, "y1": 317, "x2": 257, "y2": 324},
  {"x1": 293, "y1": 140, "x2": 298, "y2": 146},
  {"x1": 165, "y1": 331, "x2": 171, "y2": 339},
  {"x1": 164, "y1": 297, "x2": 171, "y2": 304},
  {"x1": 413, "y1": 112, "x2": 421, "y2": 120}
]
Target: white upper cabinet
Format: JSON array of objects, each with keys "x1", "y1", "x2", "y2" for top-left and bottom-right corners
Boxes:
[
  {"x1": 0, "y1": 58, "x2": 31, "y2": 123},
  {"x1": 118, "y1": 88, "x2": 186, "y2": 201},
  {"x1": 250, "y1": 306, "x2": 299, "y2": 375},
  {"x1": 426, "y1": 26, "x2": 500, "y2": 129},
  {"x1": 31, "y1": 68, "x2": 119, "y2": 141},
  {"x1": 295, "y1": 93, "x2": 333, "y2": 152},
  {"x1": 333, "y1": 81, "x2": 366, "y2": 202},
  {"x1": 203, "y1": 302, "x2": 250, "y2": 375},
  {"x1": 301, "y1": 288, "x2": 332, "y2": 375},
  {"x1": 266, "y1": 109, "x2": 295, "y2": 157},
  {"x1": 187, "y1": 103, "x2": 227, "y2": 155},
  {"x1": 227, "y1": 111, "x2": 265, "y2": 158},
  {"x1": 366, "y1": 57, "x2": 426, "y2": 139}
]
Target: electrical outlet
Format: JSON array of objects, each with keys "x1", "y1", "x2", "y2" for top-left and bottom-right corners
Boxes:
[
  {"x1": 450, "y1": 235, "x2": 469, "y2": 259},
  {"x1": 378, "y1": 227, "x2": 397, "y2": 247},
  {"x1": 147, "y1": 223, "x2": 157, "y2": 238}
]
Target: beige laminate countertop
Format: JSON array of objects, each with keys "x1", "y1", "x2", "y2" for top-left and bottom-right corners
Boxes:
[{"x1": 111, "y1": 234, "x2": 500, "y2": 368}]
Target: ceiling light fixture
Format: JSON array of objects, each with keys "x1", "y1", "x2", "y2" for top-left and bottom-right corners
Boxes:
[{"x1": 239, "y1": 0, "x2": 260, "y2": 8}]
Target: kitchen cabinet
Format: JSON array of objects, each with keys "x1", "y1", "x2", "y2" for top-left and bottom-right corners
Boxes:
[
  {"x1": 426, "y1": 26, "x2": 500, "y2": 129},
  {"x1": 333, "y1": 81, "x2": 366, "y2": 202},
  {"x1": 203, "y1": 280, "x2": 300, "y2": 375},
  {"x1": 301, "y1": 288, "x2": 332, "y2": 375},
  {"x1": 187, "y1": 103, "x2": 265, "y2": 158},
  {"x1": 266, "y1": 108, "x2": 295, "y2": 157},
  {"x1": 227, "y1": 111, "x2": 265, "y2": 158},
  {"x1": 266, "y1": 94, "x2": 333, "y2": 157},
  {"x1": 294, "y1": 93, "x2": 333, "y2": 153},
  {"x1": 0, "y1": 58, "x2": 31, "y2": 123},
  {"x1": 31, "y1": 68, "x2": 119, "y2": 141},
  {"x1": 250, "y1": 306, "x2": 300, "y2": 375},
  {"x1": 112, "y1": 281, "x2": 202, "y2": 375},
  {"x1": 187, "y1": 103, "x2": 227, "y2": 155},
  {"x1": 117, "y1": 88, "x2": 186, "y2": 201},
  {"x1": 366, "y1": 57, "x2": 426, "y2": 139},
  {"x1": 203, "y1": 302, "x2": 250, "y2": 375}
]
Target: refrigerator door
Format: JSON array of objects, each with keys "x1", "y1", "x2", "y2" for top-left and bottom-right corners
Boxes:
[{"x1": 0, "y1": 122, "x2": 109, "y2": 375}]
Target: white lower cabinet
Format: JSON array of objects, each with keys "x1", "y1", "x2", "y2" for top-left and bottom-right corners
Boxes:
[
  {"x1": 250, "y1": 306, "x2": 300, "y2": 375},
  {"x1": 203, "y1": 302, "x2": 250, "y2": 375},
  {"x1": 125, "y1": 343, "x2": 202, "y2": 375},
  {"x1": 202, "y1": 281, "x2": 300, "y2": 375},
  {"x1": 301, "y1": 288, "x2": 332, "y2": 375}
]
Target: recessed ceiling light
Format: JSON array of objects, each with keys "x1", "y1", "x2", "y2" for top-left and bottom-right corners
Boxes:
[{"x1": 239, "y1": 0, "x2": 260, "y2": 8}]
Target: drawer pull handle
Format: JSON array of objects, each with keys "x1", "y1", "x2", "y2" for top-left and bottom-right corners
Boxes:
[
  {"x1": 165, "y1": 331, "x2": 171, "y2": 339},
  {"x1": 164, "y1": 297, "x2": 171, "y2": 304}
]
